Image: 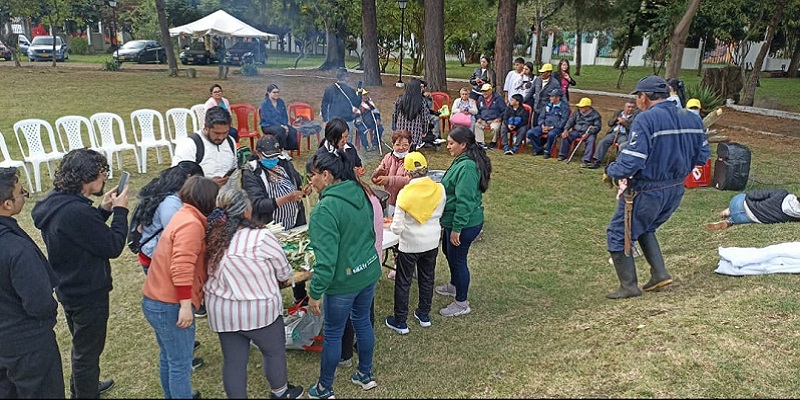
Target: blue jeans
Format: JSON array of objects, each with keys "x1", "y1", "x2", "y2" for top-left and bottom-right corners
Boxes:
[
  {"x1": 442, "y1": 224, "x2": 483, "y2": 302},
  {"x1": 527, "y1": 126, "x2": 563, "y2": 154},
  {"x1": 317, "y1": 282, "x2": 377, "y2": 390},
  {"x1": 142, "y1": 297, "x2": 195, "y2": 399},
  {"x1": 727, "y1": 193, "x2": 753, "y2": 224}
]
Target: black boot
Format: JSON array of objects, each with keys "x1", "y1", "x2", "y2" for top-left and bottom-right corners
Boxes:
[
  {"x1": 638, "y1": 233, "x2": 673, "y2": 291},
  {"x1": 606, "y1": 252, "x2": 642, "y2": 299}
]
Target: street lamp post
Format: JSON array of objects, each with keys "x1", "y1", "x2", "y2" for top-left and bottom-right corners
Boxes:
[
  {"x1": 108, "y1": 1, "x2": 118, "y2": 53},
  {"x1": 396, "y1": 0, "x2": 408, "y2": 88}
]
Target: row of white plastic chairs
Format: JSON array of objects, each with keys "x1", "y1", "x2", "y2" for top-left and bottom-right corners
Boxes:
[{"x1": 0, "y1": 105, "x2": 208, "y2": 193}]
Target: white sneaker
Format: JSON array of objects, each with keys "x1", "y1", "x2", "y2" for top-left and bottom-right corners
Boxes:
[{"x1": 439, "y1": 301, "x2": 471, "y2": 317}]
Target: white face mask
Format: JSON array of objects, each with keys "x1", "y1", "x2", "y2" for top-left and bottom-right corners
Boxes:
[
  {"x1": 393, "y1": 150, "x2": 409, "y2": 158},
  {"x1": 688, "y1": 109, "x2": 700, "y2": 116}
]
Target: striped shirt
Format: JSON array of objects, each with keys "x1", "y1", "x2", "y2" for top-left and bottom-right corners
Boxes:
[
  {"x1": 204, "y1": 227, "x2": 293, "y2": 332},
  {"x1": 260, "y1": 165, "x2": 298, "y2": 230}
]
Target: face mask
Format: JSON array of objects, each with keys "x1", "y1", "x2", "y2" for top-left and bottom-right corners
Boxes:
[
  {"x1": 688, "y1": 109, "x2": 700, "y2": 116},
  {"x1": 260, "y1": 158, "x2": 279, "y2": 169},
  {"x1": 393, "y1": 150, "x2": 409, "y2": 158}
]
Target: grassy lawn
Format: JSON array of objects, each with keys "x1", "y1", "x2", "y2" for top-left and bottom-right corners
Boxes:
[{"x1": 2, "y1": 67, "x2": 800, "y2": 398}]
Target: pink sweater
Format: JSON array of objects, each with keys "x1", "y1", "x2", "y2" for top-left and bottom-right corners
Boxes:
[{"x1": 372, "y1": 153, "x2": 410, "y2": 206}]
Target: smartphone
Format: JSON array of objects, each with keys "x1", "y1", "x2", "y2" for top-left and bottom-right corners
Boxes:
[
  {"x1": 222, "y1": 167, "x2": 237, "y2": 178},
  {"x1": 116, "y1": 171, "x2": 130, "y2": 194}
]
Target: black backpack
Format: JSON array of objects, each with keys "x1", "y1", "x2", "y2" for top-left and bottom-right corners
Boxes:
[
  {"x1": 127, "y1": 203, "x2": 163, "y2": 254},
  {"x1": 189, "y1": 133, "x2": 237, "y2": 165}
]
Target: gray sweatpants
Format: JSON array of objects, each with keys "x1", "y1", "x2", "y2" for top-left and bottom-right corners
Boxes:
[{"x1": 218, "y1": 317, "x2": 287, "y2": 398}]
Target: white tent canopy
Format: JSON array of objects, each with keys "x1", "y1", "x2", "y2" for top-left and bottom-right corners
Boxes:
[{"x1": 169, "y1": 10, "x2": 278, "y2": 39}]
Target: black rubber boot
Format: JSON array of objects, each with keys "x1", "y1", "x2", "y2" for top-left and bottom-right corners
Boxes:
[
  {"x1": 606, "y1": 252, "x2": 642, "y2": 299},
  {"x1": 638, "y1": 233, "x2": 673, "y2": 291}
]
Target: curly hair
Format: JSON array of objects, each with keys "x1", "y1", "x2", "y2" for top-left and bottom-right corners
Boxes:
[
  {"x1": 53, "y1": 149, "x2": 109, "y2": 194},
  {"x1": 0, "y1": 167, "x2": 19, "y2": 202},
  {"x1": 205, "y1": 188, "x2": 260, "y2": 273},
  {"x1": 134, "y1": 163, "x2": 203, "y2": 227}
]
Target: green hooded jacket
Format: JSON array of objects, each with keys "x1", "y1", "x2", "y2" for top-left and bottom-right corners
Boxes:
[
  {"x1": 308, "y1": 180, "x2": 381, "y2": 300},
  {"x1": 440, "y1": 154, "x2": 484, "y2": 233}
]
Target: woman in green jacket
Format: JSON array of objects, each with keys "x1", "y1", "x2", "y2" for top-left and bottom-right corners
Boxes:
[
  {"x1": 305, "y1": 147, "x2": 381, "y2": 399},
  {"x1": 435, "y1": 126, "x2": 492, "y2": 317}
]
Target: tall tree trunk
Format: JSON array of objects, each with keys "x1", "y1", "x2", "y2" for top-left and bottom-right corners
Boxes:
[
  {"x1": 665, "y1": 0, "x2": 701, "y2": 80},
  {"x1": 155, "y1": 0, "x2": 178, "y2": 76},
  {"x1": 320, "y1": 29, "x2": 346, "y2": 70},
  {"x1": 575, "y1": 30, "x2": 582, "y2": 76},
  {"x1": 494, "y1": 0, "x2": 517, "y2": 94},
  {"x1": 787, "y1": 38, "x2": 800, "y2": 78},
  {"x1": 741, "y1": 0, "x2": 787, "y2": 106},
  {"x1": 423, "y1": 0, "x2": 446, "y2": 91},
  {"x1": 361, "y1": 0, "x2": 381, "y2": 85},
  {"x1": 534, "y1": 16, "x2": 544, "y2": 66}
]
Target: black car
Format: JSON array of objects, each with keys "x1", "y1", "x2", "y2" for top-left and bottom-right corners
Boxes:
[
  {"x1": 113, "y1": 40, "x2": 166, "y2": 64},
  {"x1": 179, "y1": 41, "x2": 215, "y2": 65},
  {"x1": 224, "y1": 41, "x2": 267, "y2": 66}
]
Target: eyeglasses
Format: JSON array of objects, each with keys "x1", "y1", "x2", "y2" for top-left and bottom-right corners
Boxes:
[
  {"x1": 100, "y1": 168, "x2": 110, "y2": 179},
  {"x1": 6, "y1": 188, "x2": 29, "y2": 202}
]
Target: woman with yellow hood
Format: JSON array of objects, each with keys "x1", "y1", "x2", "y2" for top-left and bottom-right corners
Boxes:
[{"x1": 385, "y1": 152, "x2": 446, "y2": 334}]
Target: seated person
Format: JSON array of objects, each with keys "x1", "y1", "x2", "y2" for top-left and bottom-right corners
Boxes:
[
  {"x1": 421, "y1": 81, "x2": 442, "y2": 147},
  {"x1": 475, "y1": 83, "x2": 506, "y2": 149},
  {"x1": 205, "y1": 83, "x2": 239, "y2": 141},
  {"x1": 450, "y1": 87, "x2": 478, "y2": 130},
  {"x1": 526, "y1": 88, "x2": 569, "y2": 158},
  {"x1": 259, "y1": 84, "x2": 300, "y2": 152},
  {"x1": 586, "y1": 98, "x2": 638, "y2": 169},
  {"x1": 500, "y1": 94, "x2": 528, "y2": 155},
  {"x1": 354, "y1": 89, "x2": 384, "y2": 152},
  {"x1": 558, "y1": 97, "x2": 601, "y2": 164},
  {"x1": 686, "y1": 98, "x2": 702, "y2": 116},
  {"x1": 706, "y1": 189, "x2": 800, "y2": 231}
]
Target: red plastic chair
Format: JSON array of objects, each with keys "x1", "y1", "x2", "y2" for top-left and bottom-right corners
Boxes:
[
  {"x1": 497, "y1": 103, "x2": 533, "y2": 153},
  {"x1": 430, "y1": 92, "x2": 452, "y2": 135},
  {"x1": 288, "y1": 102, "x2": 321, "y2": 155},
  {"x1": 230, "y1": 104, "x2": 260, "y2": 149}
]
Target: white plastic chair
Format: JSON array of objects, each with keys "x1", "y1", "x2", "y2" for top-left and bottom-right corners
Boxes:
[
  {"x1": 89, "y1": 112, "x2": 141, "y2": 176},
  {"x1": 191, "y1": 104, "x2": 206, "y2": 129},
  {"x1": 165, "y1": 108, "x2": 198, "y2": 146},
  {"x1": 13, "y1": 119, "x2": 65, "y2": 193},
  {"x1": 130, "y1": 109, "x2": 174, "y2": 173},
  {"x1": 0, "y1": 130, "x2": 34, "y2": 194},
  {"x1": 55, "y1": 115, "x2": 97, "y2": 152}
]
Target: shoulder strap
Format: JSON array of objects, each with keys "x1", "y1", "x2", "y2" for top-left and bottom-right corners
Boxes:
[
  {"x1": 226, "y1": 135, "x2": 236, "y2": 155},
  {"x1": 190, "y1": 133, "x2": 205, "y2": 164},
  {"x1": 139, "y1": 227, "x2": 164, "y2": 247},
  {"x1": 335, "y1": 83, "x2": 354, "y2": 104}
]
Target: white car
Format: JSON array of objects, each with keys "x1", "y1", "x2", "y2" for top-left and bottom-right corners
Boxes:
[{"x1": 28, "y1": 36, "x2": 69, "y2": 62}]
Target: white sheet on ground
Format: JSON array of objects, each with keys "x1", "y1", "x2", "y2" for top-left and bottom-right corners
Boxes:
[{"x1": 714, "y1": 242, "x2": 800, "y2": 276}]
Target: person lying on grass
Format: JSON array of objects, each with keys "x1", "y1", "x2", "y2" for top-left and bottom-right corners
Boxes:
[{"x1": 706, "y1": 189, "x2": 800, "y2": 231}]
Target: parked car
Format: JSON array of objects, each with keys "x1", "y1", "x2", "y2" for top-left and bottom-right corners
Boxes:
[
  {"x1": 179, "y1": 41, "x2": 214, "y2": 65},
  {"x1": 224, "y1": 41, "x2": 267, "y2": 65},
  {"x1": 18, "y1": 34, "x2": 31, "y2": 55},
  {"x1": 27, "y1": 35, "x2": 69, "y2": 62},
  {"x1": 0, "y1": 40, "x2": 12, "y2": 61},
  {"x1": 113, "y1": 40, "x2": 166, "y2": 64}
]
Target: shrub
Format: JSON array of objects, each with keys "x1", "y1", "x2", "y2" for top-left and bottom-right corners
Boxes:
[
  {"x1": 102, "y1": 59, "x2": 121, "y2": 71},
  {"x1": 685, "y1": 83, "x2": 724, "y2": 115},
  {"x1": 241, "y1": 63, "x2": 259, "y2": 76},
  {"x1": 71, "y1": 37, "x2": 89, "y2": 55}
]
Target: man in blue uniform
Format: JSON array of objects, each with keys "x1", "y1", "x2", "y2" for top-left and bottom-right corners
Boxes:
[{"x1": 604, "y1": 76, "x2": 710, "y2": 299}]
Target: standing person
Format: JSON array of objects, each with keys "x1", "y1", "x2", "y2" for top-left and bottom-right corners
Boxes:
[
  {"x1": 321, "y1": 68, "x2": 363, "y2": 135},
  {"x1": 556, "y1": 59, "x2": 577, "y2": 102},
  {"x1": 469, "y1": 56, "x2": 497, "y2": 100},
  {"x1": 665, "y1": 78, "x2": 686, "y2": 108},
  {"x1": 31, "y1": 149, "x2": 128, "y2": 398},
  {"x1": 204, "y1": 189, "x2": 305, "y2": 399},
  {"x1": 391, "y1": 77, "x2": 431, "y2": 150},
  {"x1": 259, "y1": 83, "x2": 300, "y2": 152},
  {"x1": 305, "y1": 148, "x2": 382, "y2": 399},
  {"x1": 173, "y1": 106, "x2": 238, "y2": 189},
  {"x1": 141, "y1": 176, "x2": 219, "y2": 399},
  {"x1": 503, "y1": 57, "x2": 527, "y2": 102},
  {"x1": 0, "y1": 167, "x2": 64, "y2": 399},
  {"x1": 385, "y1": 153, "x2": 446, "y2": 334},
  {"x1": 520, "y1": 62, "x2": 536, "y2": 110},
  {"x1": 204, "y1": 84, "x2": 238, "y2": 142},
  {"x1": 604, "y1": 76, "x2": 710, "y2": 299},
  {"x1": 370, "y1": 130, "x2": 412, "y2": 215},
  {"x1": 474, "y1": 84, "x2": 506, "y2": 149},
  {"x1": 319, "y1": 117, "x2": 364, "y2": 172},
  {"x1": 434, "y1": 127, "x2": 492, "y2": 316},
  {"x1": 528, "y1": 63, "x2": 561, "y2": 125}
]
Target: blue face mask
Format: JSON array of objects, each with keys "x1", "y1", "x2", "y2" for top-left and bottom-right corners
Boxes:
[{"x1": 261, "y1": 158, "x2": 279, "y2": 169}]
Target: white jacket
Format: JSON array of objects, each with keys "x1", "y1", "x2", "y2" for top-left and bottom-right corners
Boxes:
[{"x1": 390, "y1": 177, "x2": 446, "y2": 253}]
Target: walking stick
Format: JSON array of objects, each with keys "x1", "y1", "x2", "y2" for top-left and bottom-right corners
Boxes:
[{"x1": 566, "y1": 126, "x2": 593, "y2": 163}]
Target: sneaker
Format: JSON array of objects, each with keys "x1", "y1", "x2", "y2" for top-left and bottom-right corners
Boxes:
[
  {"x1": 488, "y1": 142, "x2": 497, "y2": 149},
  {"x1": 503, "y1": 145, "x2": 509, "y2": 152},
  {"x1": 192, "y1": 357, "x2": 204, "y2": 371},
  {"x1": 504, "y1": 150, "x2": 513, "y2": 155},
  {"x1": 387, "y1": 270, "x2": 396, "y2": 280},
  {"x1": 705, "y1": 220, "x2": 731, "y2": 231},
  {"x1": 308, "y1": 383, "x2": 335, "y2": 399},
  {"x1": 542, "y1": 152, "x2": 551, "y2": 159},
  {"x1": 194, "y1": 340, "x2": 200, "y2": 350},
  {"x1": 385, "y1": 316, "x2": 410, "y2": 334},
  {"x1": 350, "y1": 371, "x2": 377, "y2": 390},
  {"x1": 194, "y1": 305, "x2": 207, "y2": 318},
  {"x1": 434, "y1": 283, "x2": 456, "y2": 297},
  {"x1": 587, "y1": 161, "x2": 601, "y2": 169},
  {"x1": 192, "y1": 390, "x2": 201, "y2": 399},
  {"x1": 556, "y1": 155, "x2": 566, "y2": 161},
  {"x1": 271, "y1": 384, "x2": 304, "y2": 399},
  {"x1": 413, "y1": 309, "x2": 431, "y2": 327},
  {"x1": 439, "y1": 301, "x2": 471, "y2": 317},
  {"x1": 99, "y1": 379, "x2": 115, "y2": 395},
  {"x1": 533, "y1": 150, "x2": 544, "y2": 156},
  {"x1": 580, "y1": 161, "x2": 591, "y2": 168},
  {"x1": 512, "y1": 146, "x2": 518, "y2": 154},
  {"x1": 338, "y1": 358, "x2": 353, "y2": 368}
]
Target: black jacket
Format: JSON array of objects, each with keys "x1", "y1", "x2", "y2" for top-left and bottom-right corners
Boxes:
[
  {"x1": 321, "y1": 82, "x2": 362, "y2": 122},
  {"x1": 242, "y1": 159, "x2": 307, "y2": 227},
  {"x1": 31, "y1": 191, "x2": 128, "y2": 307},
  {"x1": 0, "y1": 216, "x2": 58, "y2": 356},
  {"x1": 746, "y1": 189, "x2": 800, "y2": 224},
  {"x1": 502, "y1": 105, "x2": 529, "y2": 129}
]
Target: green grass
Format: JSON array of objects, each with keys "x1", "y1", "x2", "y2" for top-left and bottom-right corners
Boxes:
[{"x1": 2, "y1": 67, "x2": 800, "y2": 398}]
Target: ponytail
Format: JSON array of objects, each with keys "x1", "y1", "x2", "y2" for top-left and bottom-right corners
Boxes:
[{"x1": 448, "y1": 126, "x2": 492, "y2": 193}]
